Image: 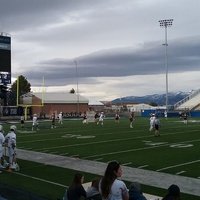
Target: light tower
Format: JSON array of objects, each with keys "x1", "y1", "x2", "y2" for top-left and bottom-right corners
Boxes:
[
  {"x1": 158, "y1": 19, "x2": 173, "y2": 111},
  {"x1": 74, "y1": 60, "x2": 80, "y2": 115}
]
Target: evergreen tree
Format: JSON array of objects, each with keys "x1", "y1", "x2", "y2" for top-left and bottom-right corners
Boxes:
[{"x1": 9, "y1": 75, "x2": 31, "y2": 105}]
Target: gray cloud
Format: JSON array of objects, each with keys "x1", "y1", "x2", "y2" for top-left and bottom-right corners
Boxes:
[
  {"x1": 1, "y1": 0, "x2": 200, "y2": 99},
  {"x1": 21, "y1": 36, "x2": 200, "y2": 86}
]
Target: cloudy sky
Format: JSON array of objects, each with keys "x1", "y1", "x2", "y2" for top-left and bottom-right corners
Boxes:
[{"x1": 1, "y1": 0, "x2": 200, "y2": 101}]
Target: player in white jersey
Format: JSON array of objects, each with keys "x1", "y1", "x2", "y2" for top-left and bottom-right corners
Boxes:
[
  {"x1": 32, "y1": 114, "x2": 39, "y2": 131},
  {"x1": 82, "y1": 112, "x2": 88, "y2": 124},
  {"x1": 115, "y1": 113, "x2": 120, "y2": 123},
  {"x1": 154, "y1": 116, "x2": 160, "y2": 137},
  {"x1": 149, "y1": 114, "x2": 155, "y2": 132},
  {"x1": 58, "y1": 112, "x2": 63, "y2": 124},
  {"x1": 97, "y1": 112, "x2": 104, "y2": 126},
  {"x1": 129, "y1": 112, "x2": 135, "y2": 128},
  {"x1": 4, "y1": 125, "x2": 19, "y2": 170},
  {"x1": 0, "y1": 125, "x2": 5, "y2": 168}
]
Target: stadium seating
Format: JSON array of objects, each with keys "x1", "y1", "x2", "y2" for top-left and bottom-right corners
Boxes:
[{"x1": 174, "y1": 89, "x2": 200, "y2": 110}]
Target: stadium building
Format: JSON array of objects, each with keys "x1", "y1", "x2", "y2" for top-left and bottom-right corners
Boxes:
[{"x1": 21, "y1": 92, "x2": 89, "y2": 117}]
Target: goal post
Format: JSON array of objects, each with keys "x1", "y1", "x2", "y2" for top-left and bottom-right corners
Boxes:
[{"x1": 16, "y1": 76, "x2": 45, "y2": 120}]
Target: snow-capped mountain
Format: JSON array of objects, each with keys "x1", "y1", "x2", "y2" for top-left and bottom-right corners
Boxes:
[{"x1": 112, "y1": 92, "x2": 190, "y2": 106}]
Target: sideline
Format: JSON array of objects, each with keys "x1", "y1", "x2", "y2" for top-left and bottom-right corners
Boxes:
[{"x1": 17, "y1": 149, "x2": 200, "y2": 197}]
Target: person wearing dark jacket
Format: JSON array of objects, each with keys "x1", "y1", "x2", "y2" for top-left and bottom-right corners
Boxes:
[
  {"x1": 129, "y1": 182, "x2": 147, "y2": 200},
  {"x1": 162, "y1": 184, "x2": 181, "y2": 200},
  {"x1": 67, "y1": 173, "x2": 87, "y2": 200}
]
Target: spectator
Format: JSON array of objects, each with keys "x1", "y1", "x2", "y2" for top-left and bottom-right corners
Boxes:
[
  {"x1": 162, "y1": 184, "x2": 181, "y2": 200},
  {"x1": 67, "y1": 173, "x2": 87, "y2": 200},
  {"x1": 129, "y1": 182, "x2": 147, "y2": 200},
  {"x1": 99, "y1": 160, "x2": 129, "y2": 200},
  {"x1": 86, "y1": 178, "x2": 101, "y2": 200}
]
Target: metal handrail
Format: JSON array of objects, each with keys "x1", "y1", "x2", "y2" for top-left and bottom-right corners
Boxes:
[{"x1": 174, "y1": 89, "x2": 200, "y2": 110}]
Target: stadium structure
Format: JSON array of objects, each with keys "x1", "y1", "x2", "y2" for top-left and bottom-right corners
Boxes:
[
  {"x1": 174, "y1": 89, "x2": 200, "y2": 111},
  {"x1": 21, "y1": 92, "x2": 89, "y2": 117}
]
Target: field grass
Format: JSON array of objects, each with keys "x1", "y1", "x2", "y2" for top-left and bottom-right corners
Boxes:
[{"x1": 0, "y1": 116, "x2": 200, "y2": 199}]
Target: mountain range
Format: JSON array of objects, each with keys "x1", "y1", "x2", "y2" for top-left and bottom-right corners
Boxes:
[{"x1": 112, "y1": 92, "x2": 190, "y2": 106}]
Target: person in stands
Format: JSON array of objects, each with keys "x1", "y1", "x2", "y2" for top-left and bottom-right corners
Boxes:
[
  {"x1": 129, "y1": 182, "x2": 147, "y2": 200},
  {"x1": 86, "y1": 178, "x2": 101, "y2": 200},
  {"x1": 162, "y1": 184, "x2": 181, "y2": 200},
  {"x1": 99, "y1": 160, "x2": 129, "y2": 200},
  {"x1": 67, "y1": 173, "x2": 87, "y2": 200}
]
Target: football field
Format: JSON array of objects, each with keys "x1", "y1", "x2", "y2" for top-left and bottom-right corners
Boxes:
[
  {"x1": 17, "y1": 117, "x2": 200, "y2": 178},
  {"x1": 1, "y1": 116, "x2": 200, "y2": 200}
]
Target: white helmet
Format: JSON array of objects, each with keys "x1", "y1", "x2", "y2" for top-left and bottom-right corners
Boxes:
[
  {"x1": 10, "y1": 125, "x2": 17, "y2": 131},
  {"x1": 0, "y1": 125, "x2": 3, "y2": 131}
]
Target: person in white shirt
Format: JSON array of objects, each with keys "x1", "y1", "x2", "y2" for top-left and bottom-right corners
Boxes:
[
  {"x1": 99, "y1": 161, "x2": 129, "y2": 200},
  {"x1": 97, "y1": 112, "x2": 104, "y2": 126},
  {"x1": 0, "y1": 125, "x2": 5, "y2": 168},
  {"x1": 58, "y1": 112, "x2": 63, "y2": 124},
  {"x1": 115, "y1": 113, "x2": 120, "y2": 123},
  {"x1": 82, "y1": 112, "x2": 88, "y2": 124},
  {"x1": 154, "y1": 116, "x2": 160, "y2": 137},
  {"x1": 32, "y1": 114, "x2": 39, "y2": 131},
  {"x1": 149, "y1": 114, "x2": 155, "y2": 132},
  {"x1": 4, "y1": 125, "x2": 17, "y2": 170}
]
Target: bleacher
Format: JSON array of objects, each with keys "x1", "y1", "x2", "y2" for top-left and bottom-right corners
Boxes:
[{"x1": 174, "y1": 89, "x2": 200, "y2": 110}]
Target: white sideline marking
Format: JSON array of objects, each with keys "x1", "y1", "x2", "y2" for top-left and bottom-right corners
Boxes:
[
  {"x1": 49, "y1": 151, "x2": 59, "y2": 154},
  {"x1": 59, "y1": 153, "x2": 69, "y2": 156},
  {"x1": 25, "y1": 148, "x2": 33, "y2": 150},
  {"x1": 15, "y1": 172, "x2": 66, "y2": 188},
  {"x1": 122, "y1": 162, "x2": 132, "y2": 166},
  {"x1": 41, "y1": 150, "x2": 50, "y2": 152},
  {"x1": 71, "y1": 154, "x2": 79, "y2": 158},
  {"x1": 156, "y1": 160, "x2": 200, "y2": 172},
  {"x1": 138, "y1": 165, "x2": 149, "y2": 169},
  {"x1": 93, "y1": 158, "x2": 103, "y2": 161},
  {"x1": 176, "y1": 171, "x2": 186, "y2": 175}
]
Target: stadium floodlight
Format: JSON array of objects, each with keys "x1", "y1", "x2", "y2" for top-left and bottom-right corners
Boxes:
[
  {"x1": 158, "y1": 19, "x2": 173, "y2": 112},
  {"x1": 74, "y1": 60, "x2": 80, "y2": 115}
]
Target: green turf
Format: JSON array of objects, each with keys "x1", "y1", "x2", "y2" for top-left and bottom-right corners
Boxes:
[{"x1": 0, "y1": 117, "x2": 200, "y2": 199}]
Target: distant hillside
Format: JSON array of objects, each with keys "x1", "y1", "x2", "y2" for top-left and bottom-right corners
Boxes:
[{"x1": 112, "y1": 92, "x2": 189, "y2": 106}]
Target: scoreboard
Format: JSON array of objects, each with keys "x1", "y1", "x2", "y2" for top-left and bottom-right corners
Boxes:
[{"x1": 0, "y1": 34, "x2": 11, "y2": 84}]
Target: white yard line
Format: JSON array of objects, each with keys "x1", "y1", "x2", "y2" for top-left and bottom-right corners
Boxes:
[
  {"x1": 35, "y1": 132, "x2": 200, "y2": 151},
  {"x1": 156, "y1": 160, "x2": 200, "y2": 172},
  {"x1": 138, "y1": 165, "x2": 149, "y2": 169},
  {"x1": 83, "y1": 144, "x2": 169, "y2": 159},
  {"x1": 83, "y1": 138, "x2": 200, "y2": 159},
  {"x1": 15, "y1": 172, "x2": 66, "y2": 188},
  {"x1": 59, "y1": 153, "x2": 69, "y2": 156},
  {"x1": 122, "y1": 162, "x2": 132, "y2": 166},
  {"x1": 93, "y1": 158, "x2": 103, "y2": 161},
  {"x1": 176, "y1": 171, "x2": 186, "y2": 175}
]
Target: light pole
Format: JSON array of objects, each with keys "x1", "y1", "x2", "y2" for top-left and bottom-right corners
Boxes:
[
  {"x1": 74, "y1": 60, "x2": 80, "y2": 116},
  {"x1": 158, "y1": 19, "x2": 173, "y2": 111}
]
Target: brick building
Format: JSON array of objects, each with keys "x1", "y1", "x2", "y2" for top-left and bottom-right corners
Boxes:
[{"x1": 21, "y1": 92, "x2": 89, "y2": 117}]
